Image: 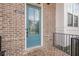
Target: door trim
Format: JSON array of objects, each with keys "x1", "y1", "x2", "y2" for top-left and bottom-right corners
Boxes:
[{"x1": 25, "y1": 3, "x2": 43, "y2": 50}]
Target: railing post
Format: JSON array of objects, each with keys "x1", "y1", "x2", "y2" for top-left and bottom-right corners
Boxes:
[
  {"x1": 71, "y1": 38, "x2": 72, "y2": 56},
  {"x1": 0, "y1": 36, "x2": 1, "y2": 51},
  {"x1": 53, "y1": 33, "x2": 55, "y2": 46}
]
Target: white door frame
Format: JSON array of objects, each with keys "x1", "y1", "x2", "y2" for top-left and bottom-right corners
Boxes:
[{"x1": 25, "y1": 3, "x2": 43, "y2": 50}]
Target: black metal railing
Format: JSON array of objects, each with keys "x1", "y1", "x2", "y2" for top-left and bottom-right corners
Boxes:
[{"x1": 53, "y1": 33, "x2": 79, "y2": 56}]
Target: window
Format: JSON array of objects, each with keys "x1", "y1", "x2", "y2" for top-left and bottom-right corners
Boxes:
[
  {"x1": 67, "y1": 4, "x2": 79, "y2": 27},
  {"x1": 74, "y1": 15, "x2": 78, "y2": 27},
  {"x1": 68, "y1": 13, "x2": 73, "y2": 27}
]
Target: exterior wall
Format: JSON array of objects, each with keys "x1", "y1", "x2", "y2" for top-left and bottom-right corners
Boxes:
[
  {"x1": 63, "y1": 3, "x2": 79, "y2": 47},
  {"x1": 56, "y1": 3, "x2": 79, "y2": 48},
  {"x1": 56, "y1": 3, "x2": 64, "y2": 33},
  {"x1": 43, "y1": 3, "x2": 56, "y2": 50},
  {"x1": 55, "y1": 3, "x2": 79, "y2": 47},
  {"x1": 64, "y1": 3, "x2": 79, "y2": 35},
  {"x1": 1, "y1": 3, "x2": 25, "y2": 56},
  {"x1": 55, "y1": 3, "x2": 66, "y2": 47}
]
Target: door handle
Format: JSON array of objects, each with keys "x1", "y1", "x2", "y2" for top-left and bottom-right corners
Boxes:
[
  {"x1": 27, "y1": 29, "x2": 28, "y2": 37},
  {"x1": 27, "y1": 31, "x2": 28, "y2": 37}
]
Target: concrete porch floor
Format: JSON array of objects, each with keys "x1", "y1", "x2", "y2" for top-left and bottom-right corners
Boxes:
[{"x1": 27, "y1": 47, "x2": 69, "y2": 56}]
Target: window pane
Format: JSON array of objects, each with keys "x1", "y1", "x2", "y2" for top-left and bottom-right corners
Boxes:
[
  {"x1": 74, "y1": 15, "x2": 78, "y2": 27},
  {"x1": 68, "y1": 13, "x2": 73, "y2": 26}
]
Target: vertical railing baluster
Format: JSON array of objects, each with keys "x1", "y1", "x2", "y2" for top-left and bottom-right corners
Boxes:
[
  {"x1": 65, "y1": 34, "x2": 67, "y2": 55},
  {"x1": 71, "y1": 35, "x2": 73, "y2": 55},
  {"x1": 0, "y1": 36, "x2": 1, "y2": 51},
  {"x1": 69, "y1": 34, "x2": 71, "y2": 55},
  {"x1": 71, "y1": 38, "x2": 72, "y2": 56},
  {"x1": 76, "y1": 35, "x2": 78, "y2": 56},
  {"x1": 61, "y1": 34, "x2": 62, "y2": 55},
  {"x1": 77, "y1": 38, "x2": 78, "y2": 56},
  {"x1": 53, "y1": 33, "x2": 55, "y2": 56}
]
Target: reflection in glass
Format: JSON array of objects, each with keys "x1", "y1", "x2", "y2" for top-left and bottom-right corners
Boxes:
[{"x1": 28, "y1": 7, "x2": 40, "y2": 36}]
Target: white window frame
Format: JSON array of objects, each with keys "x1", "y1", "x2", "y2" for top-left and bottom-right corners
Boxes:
[{"x1": 25, "y1": 3, "x2": 43, "y2": 50}]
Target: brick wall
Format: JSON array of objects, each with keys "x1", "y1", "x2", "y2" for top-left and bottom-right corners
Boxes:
[
  {"x1": 43, "y1": 3, "x2": 56, "y2": 50},
  {"x1": 1, "y1": 3, "x2": 25, "y2": 56}
]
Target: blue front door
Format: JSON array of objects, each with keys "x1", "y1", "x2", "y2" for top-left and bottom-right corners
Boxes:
[{"x1": 27, "y1": 5, "x2": 41, "y2": 48}]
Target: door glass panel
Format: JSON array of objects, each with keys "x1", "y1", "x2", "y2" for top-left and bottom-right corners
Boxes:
[{"x1": 27, "y1": 5, "x2": 41, "y2": 48}]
